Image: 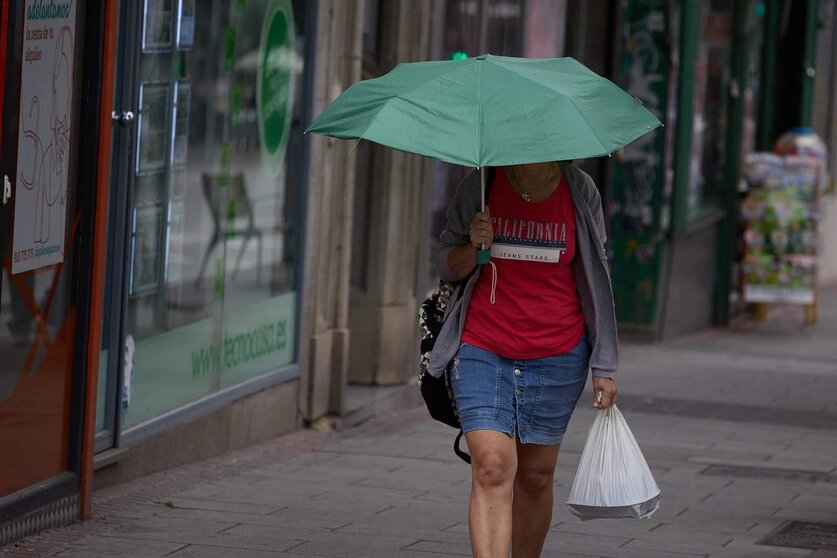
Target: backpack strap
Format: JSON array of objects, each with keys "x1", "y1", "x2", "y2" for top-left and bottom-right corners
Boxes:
[{"x1": 454, "y1": 429, "x2": 471, "y2": 464}]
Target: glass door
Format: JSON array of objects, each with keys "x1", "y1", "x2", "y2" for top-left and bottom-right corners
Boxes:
[
  {"x1": 94, "y1": 0, "x2": 143, "y2": 453},
  {"x1": 96, "y1": 0, "x2": 307, "y2": 447}
]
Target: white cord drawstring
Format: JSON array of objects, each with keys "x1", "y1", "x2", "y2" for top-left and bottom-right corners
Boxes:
[{"x1": 489, "y1": 260, "x2": 498, "y2": 305}]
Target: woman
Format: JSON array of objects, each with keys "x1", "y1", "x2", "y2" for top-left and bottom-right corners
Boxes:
[{"x1": 433, "y1": 161, "x2": 618, "y2": 558}]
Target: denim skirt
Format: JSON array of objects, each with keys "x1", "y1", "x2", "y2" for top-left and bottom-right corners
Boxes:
[{"x1": 450, "y1": 335, "x2": 590, "y2": 445}]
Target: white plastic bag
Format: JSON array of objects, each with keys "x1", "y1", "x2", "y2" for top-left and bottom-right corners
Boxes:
[{"x1": 566, "y1": 405, "x2": 661, "y2": 520}]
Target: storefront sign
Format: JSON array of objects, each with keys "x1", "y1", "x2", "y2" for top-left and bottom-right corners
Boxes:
[
  {"x1": 257, "y1": 0, "x2": 295, "y2": 175},
  {"x1": 12, "y1": 0, "x2": 77, "y2": 274},
  {"x1": 122, "y1": 294, "x2": 296, "y2": 429}
]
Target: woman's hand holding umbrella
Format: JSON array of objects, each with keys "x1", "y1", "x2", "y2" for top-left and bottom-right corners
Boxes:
[
  {"x1": 446, "y1": 209, "x2": 494, "y2": 280},
  {"x1": 469, "y1": 208, "x2": 493, "y2": 250}
]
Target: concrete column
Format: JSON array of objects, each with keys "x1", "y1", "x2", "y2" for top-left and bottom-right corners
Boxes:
[
  {"x1": 299, "y1": 0, "x2": 364, "y2": 421},
  {"x1": 348, "y1": 0, "x2": 434, "y2": 386}
]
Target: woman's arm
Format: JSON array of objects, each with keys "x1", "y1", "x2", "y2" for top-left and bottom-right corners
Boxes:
[
  {"x1": 446, "y1": 244, "x2": 477, "y2": 279},
  {"x1": 436, "y1": 171, "x2": 489, "y2": 282},
  {"x1": 585, "y1": 175, "x2": 618, "y2": 409}
]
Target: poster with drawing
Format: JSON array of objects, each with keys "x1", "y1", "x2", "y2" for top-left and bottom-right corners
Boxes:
[{"x1": 12, "y1": 0, "x2": 78, "y2": 274}]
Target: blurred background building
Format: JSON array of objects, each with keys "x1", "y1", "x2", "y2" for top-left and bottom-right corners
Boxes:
[{"x1": 1, "y1": 0, "x2": 835, "y2": 544}]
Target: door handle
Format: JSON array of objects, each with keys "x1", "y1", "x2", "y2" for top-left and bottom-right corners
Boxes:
[
  {"x1": 3, "y1": 175, "x2": 11, "y2": 205},
  {"x1": 111, "y1": 110, "x2": 136, "y2": 127}
]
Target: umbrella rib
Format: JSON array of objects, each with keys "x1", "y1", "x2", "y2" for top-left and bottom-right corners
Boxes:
[
  {"x1": 477, "y1": 60, "x2": 484, "y2": 168},
  {"x1": 563, "y1": 97, "x2": 612, "y2": 156}
]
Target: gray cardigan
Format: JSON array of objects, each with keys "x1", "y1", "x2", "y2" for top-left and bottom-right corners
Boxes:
[{"x1": 429, "y1": 162, "x2": 618, "y2": 379}]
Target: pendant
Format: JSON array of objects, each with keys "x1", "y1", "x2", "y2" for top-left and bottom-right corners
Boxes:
[{"x1": 521, "y1": 191, "x2": 531, "y2": 202}]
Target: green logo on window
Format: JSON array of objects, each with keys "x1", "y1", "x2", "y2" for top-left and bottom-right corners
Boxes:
[{"x1": 257, "y1": 0, "x2": 295, "y2": 175}]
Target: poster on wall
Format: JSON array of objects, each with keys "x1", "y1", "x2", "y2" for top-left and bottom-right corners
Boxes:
[
  {"x1": 143, "y1": 0, "x2": 174, "y2": 52},
  {"x1": 12, "y1": 0, "x2": 78, "y2": 274},
  {"x1": 130, "y1": 204, "x2": 163, "y2": 297},
  {"x1": 136, "y1": 82, "x2": 169, "y2": 175}
]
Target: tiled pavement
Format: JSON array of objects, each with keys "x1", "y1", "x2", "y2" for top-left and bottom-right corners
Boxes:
[{"x1": 3, "y1": 287, "x2": 837, "y2": 558}]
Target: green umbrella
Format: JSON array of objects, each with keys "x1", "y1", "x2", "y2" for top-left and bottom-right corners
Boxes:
[{"x1": 306, "y1": 54, "x2": 662, "y2": 262}]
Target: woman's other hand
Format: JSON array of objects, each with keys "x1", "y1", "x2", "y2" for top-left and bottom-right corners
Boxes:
[
  {"x1": 470, "y1": 207, "x2": 493, "y2": 249},
  {"x1": 592, "y1": 377, "x2": 617, "y2": 409}
]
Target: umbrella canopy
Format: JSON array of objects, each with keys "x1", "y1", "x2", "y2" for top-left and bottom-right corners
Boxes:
[{"x1": 306, "y1": 54, "x2": 662, "y2": 167}]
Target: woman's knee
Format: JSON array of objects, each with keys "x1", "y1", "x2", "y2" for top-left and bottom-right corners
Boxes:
[
  {"x1": 515, "y1": 466, "x2": 555, "y2": 495},
  {"x1": 472, "y1": 449, "x2": 516, "y2": 489}
]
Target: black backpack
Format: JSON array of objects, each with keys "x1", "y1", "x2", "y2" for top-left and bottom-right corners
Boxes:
[{"x1": 418, "y1": 169, "x2": 496, "y2": 465}]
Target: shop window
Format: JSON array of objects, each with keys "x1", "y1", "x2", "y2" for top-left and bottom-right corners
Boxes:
[{"x1": 119, "y1": 0, "x2": 307, "y2": 430}]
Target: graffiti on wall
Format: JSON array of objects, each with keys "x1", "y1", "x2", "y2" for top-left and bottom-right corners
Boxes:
[{"x1": 610, "y1": 0, "x2": 671, "y2": 326}]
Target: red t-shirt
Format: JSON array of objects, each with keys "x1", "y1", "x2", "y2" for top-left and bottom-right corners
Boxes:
[{"x1": 461, "y1": 167, "x2": 585, "y2": 359}]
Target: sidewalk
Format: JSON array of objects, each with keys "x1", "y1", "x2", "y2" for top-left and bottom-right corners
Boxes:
[{"x1": 4, "y1": 288, "x2": 837, "y2": 558}]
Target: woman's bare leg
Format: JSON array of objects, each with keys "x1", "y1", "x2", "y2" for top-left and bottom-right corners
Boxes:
[
  {"x1": 466, "y1": 430, "x2": 518, "y2": 558},
  {"x1": 512, "y1": 438, "x2": 561, "y2": 558}
]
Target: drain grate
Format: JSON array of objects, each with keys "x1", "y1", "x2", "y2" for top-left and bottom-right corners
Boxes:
[
  {"x1": 759, "y1": 521, "x2": 837, "y2": 550},
  {"x1": 701, "y1": 464, "x2": 834, "y2": 483}
]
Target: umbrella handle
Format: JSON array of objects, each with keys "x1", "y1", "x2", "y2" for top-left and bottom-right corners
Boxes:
[{"x1": 477, "y1": 167, "x2": 491, "y2": 266}]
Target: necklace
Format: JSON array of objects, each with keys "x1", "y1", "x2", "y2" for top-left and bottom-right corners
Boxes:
[{"x1": 508, "y1": 163, "x2": 558, "y2": 202}]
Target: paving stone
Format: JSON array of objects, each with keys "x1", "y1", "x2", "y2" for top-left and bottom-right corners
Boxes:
[
  {"x1": 69, "y1": 531, "x2": 304, "y2": 555},
  {"x1": 550, "y1": 519, "x2": 662, "y2": 539},
  {"x1": 153, "y1": 497, "x2": 281, "y2": 515},
  {"x1": 53, "y1": 551, "x2": 163, "y2": 558},
  {"x1": 781, "y1": 493, "x2": 837, "y2": 515},
  {"x1": 169, "y1": 545, "x2": 293, "y2": 557},
  {"x1": 764, "y1": 455, "x2": 837, "y2": 474},
  {"x1": 223, "y1": 525, "x2": 419, "y2": 557},
  {"x1": 720, "y1": 534, "x2": 816, "y2": 556},
  {"x1": 662, "y1": 505, "x2": 786, "y2": 532},
  {"x1": 102, "y1": 515, "x2": 237, "y2": 538},
  {"x1": 333, "y1": 507, "x2": 464, "y2": 536},
  {"x1": 587, "y1": 544, "x2": 708, "y2": 558},
  {"x1": 400, "y1": 538, "x2": 473, "y2": 555},
  {"x1": 708, "y1": 549, "x2": 817, "y2": 558},
  {"x1": 54, "y1": 535, "x2": 187, "y2": 556},
  {"x1": 773, "y1": 508, "x2": 837, "y2": 524},
  {"x1": 535, "y1": 530, "x2": 631, "y2": 554},
  {"x1": 623, "y1": 537, "x2": 730, "y2": 556}
]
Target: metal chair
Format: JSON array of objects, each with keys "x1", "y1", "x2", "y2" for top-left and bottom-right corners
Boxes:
[{"x1": 195, "y1": 173, "x2": 263, "y2": 286}]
